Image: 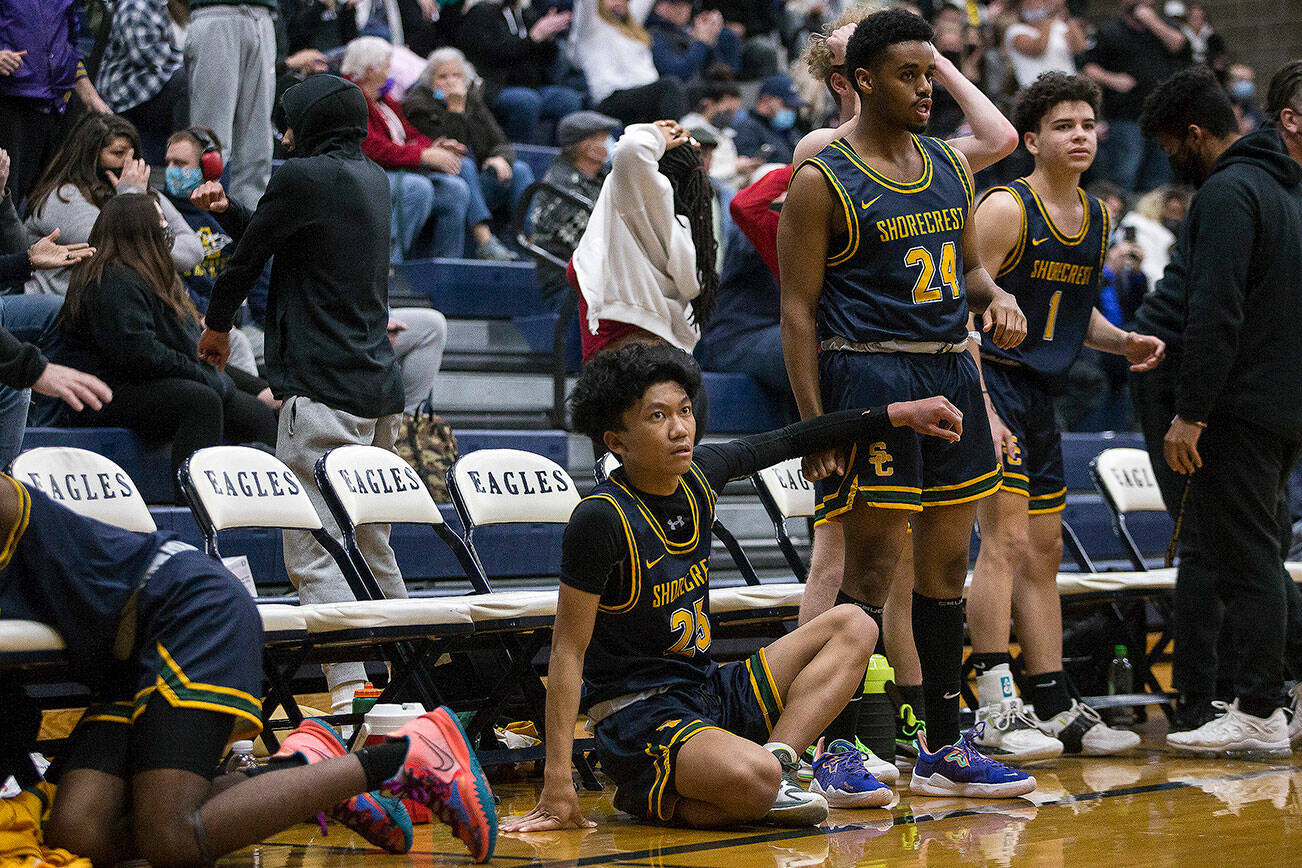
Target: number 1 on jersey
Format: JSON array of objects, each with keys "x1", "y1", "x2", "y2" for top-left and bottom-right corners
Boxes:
[
  {"x1": 1043, "y1": 290, "x2": 1063, "y2": 341},
  {"x1": 906, "y1": 241, "x2": 960, "y2": 304}
]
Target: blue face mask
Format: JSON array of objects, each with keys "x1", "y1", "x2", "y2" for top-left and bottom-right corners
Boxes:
[
  {"x1": 165, "y1": 166, "x2": 203, "y2": 199},
  {"x1": 1230, "y1": 79, "x2": 1255, "y2": 102},
  {"x1": 379, "y1": 76, "x2": 396, "y2": 98},
  {"x1": 772, "y1": 108, "x2": 796, "y2": 131}
]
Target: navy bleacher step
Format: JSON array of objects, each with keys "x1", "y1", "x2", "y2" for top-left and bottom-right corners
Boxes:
[
  {"x1": 702, "y1": 372, "x2": 788, "y2": 434},
  {"x1": 392, "y1": 259, "x2": 541, "y2": 319},
  {"x1": 1062, "y1": 431, "x2": 1145, "y2": 491},
  {"x1": 20, "y1": 427, "x2": 173, "y2": 504},
  {"x1": 514, "y1": 144, "x2": 561, "y2": 182}
]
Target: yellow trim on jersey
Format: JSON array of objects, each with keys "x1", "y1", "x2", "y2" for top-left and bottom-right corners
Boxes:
[
  {"x1": 133, "y1": 643, "x2": 263, "y2": 738},
  {"x1": 798, "y1": 158, "x2": 859, "y2": 266},
  {"x1": 645, "y1": 720, "x2": 724, "y2": 821},
  {"x1": 922, "y1": 466, "x2": 1003, "y2": 493},
  {"x1": 933, "y1": 138, "x2": 973, "y2": 209},
  {"x1": 688, "y1": 464, "x2": 719, "y2": 510},
  {"x1": 0, "y1": 475, "x2": 29, "y2": 569},
  {"x1": 1019, "y1": 179, "x2": 1090, "y2": 246},
  {"x1": 586, "y1": 493, "x2": 642, "y2": 615},
  {"x1": 1028, "y1": 487, "x2": 1069, "y2": 515},
  {"x1": 1096, "y1": 201, "x2": 1111, "y2": 273},
  {"x1": 612, "y1": 474, "x2": 700, "y2": 554},
  {"x1": 829, "y1": 136, "x2": 934, "y2": 193},
  {"x1": 978, "y1": 186, "x2": 1028, "y2": 278}
]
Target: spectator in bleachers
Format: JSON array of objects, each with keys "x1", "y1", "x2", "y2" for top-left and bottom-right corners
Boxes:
[
  {"x1": 95, "y1": 0, "x2": 189, "y2": 165},
  {"x1": 23, "y1": 113, "x2": 202, "y2": 297},
  {"x1": 529, "y1": 110, "x2": 618, "y2": 312},
  {"x1": 648, "y1": 0, "x2": 741, "y2": 81},
  {"x1": 345, "y1": 36, "x2": 517, "y2": 260},
  {"x1": 0, "y1": 1, "x2": 112, "y2": 205},
  {"x1": 681, "y1": 78, "x2": 742, "y2": 185},
  {"x1": 1081, "y1": 0, "x2": 1188, "y2": 191},
  {"x1": 1002, "y1": 0, "x2": 1086, "y2": 89},
  {"x1": 1227, "y1": 63, "x2": 1266, "y2": 134},
  {"x1": 1116, "y1": 184, "x2": 1190, "y2": 291},
  {"x1": 731, "y1": 74, "x2": 804, "y2": 166},
  {"x1": 569, "y1": 119, "x2": 716, "y2": 362},
  {"x1": 197, "y1": 74, "x2": 409, "y2": 718},
  {"x1": 184, "y1": 0, "x2": 277, "y2": 208},
  {"x1": 702, "y1": 0, "x2": 779, "y2": 79},
  {"x1": 571, "y1": 0, "x2": 689, "y2": 126},
  {"x1": 59, "y1": 193, "x2": 277, "y2": 491},
  {"x1": 459, "y1": 0, "x2": 584, "y2": 145},
  {"x1": 404, "y1": 48, "x2": 536, "y2": 222},
  {"x1": 1175, "y1": 3, "x2": 1226, "y2": 70}
]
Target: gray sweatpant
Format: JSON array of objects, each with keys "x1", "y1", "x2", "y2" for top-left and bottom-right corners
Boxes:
[
  {"x1": 185, "y1": 5, "x2": 275, "y2": 208},
  {"x1": 278, "y1": 396, "x2": 405, "y2": 695}
]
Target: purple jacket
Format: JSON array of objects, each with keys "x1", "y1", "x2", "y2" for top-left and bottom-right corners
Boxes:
[{"x1": 0, "y1": 0, "x2": 81, "y2": 109}]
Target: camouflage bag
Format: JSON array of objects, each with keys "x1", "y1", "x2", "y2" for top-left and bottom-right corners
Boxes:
[{"x1": 393, "y1": 400, "x2": 458, "y2": 503}]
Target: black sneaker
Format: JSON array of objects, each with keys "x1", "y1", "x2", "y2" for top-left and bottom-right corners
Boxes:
[
  {"x1": 886, "y1": 681, "x2": 926, "y2": 767},
  {"x1": 1169, "y1": 695, "x2": 1218, "y2": 734}
]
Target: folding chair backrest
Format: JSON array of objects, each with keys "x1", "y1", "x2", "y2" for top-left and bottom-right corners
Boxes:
[
  {"x1": 751, "y1": 457, "x2": 814, "y2": 581},
  {"x1": 10, "y1": 446, "x2": 157, "y2": 532},
  {"x1": 1091, "y1": 448, "x2": 1166, "y2": 513},
  {"x1": 317, "y1": 445, "x2": 490, "y2": 593},
  {"x1": 448, "y1": 448, "x2": 580, "y2": 529}
]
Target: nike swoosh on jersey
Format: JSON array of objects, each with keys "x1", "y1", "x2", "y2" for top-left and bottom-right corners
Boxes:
[
  {"x1": 861, "y1": 194, "x2": 882, "y2": 210},
  {"x1": 645, "y1": 554, "x2": 665, "y2": 569},
  {"x1": 1031, "y1": 236, "x2": 1049, "y2": 246}
]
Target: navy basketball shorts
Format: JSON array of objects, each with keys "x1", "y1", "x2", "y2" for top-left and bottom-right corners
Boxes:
[
  {"x1": 592, "y1": 649, "x2": 784, "y2": 822},
  {"x1": 61, "y1": 549, "x2": 264, "y2": 779},
  {"x1": 814, "y1": 350, "x2": 1001, "y2": 525},
  {"x1": 982, "y1": 362, "x2": 1067, "y2": 514}
]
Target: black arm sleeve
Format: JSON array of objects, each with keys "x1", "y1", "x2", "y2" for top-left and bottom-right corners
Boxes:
[
  {"x1": 559, "y1": 497, "x2": 628, "y2": 596},
  {"x1": 694, "y1": 405, "x2": 891, "y2": 492},
  {"x1": 211, "y1": 197, "x2": 255, "y2": 243}
]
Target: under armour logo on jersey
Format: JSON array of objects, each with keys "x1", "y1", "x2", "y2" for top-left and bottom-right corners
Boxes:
[{"x1": 666, "y1": 515, "x2": 686, "y2": 531}]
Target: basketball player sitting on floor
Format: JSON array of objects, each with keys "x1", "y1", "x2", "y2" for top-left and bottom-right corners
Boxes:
[
  {"x1": 0, "y1": 474, "x2": 497, "y2": 864},
  {"x1": 502, "y1": 343, "x2": 965, "y2": 831}
]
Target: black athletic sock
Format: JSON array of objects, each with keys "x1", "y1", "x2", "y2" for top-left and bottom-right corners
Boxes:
[
  {"x1": 968, "y1": 652, "x2": 1012, "y2": 678},
  {"x1": 913, "y1": 592, "x2": 966, "y2": 749},
  {"x1": 1028, "y1": 670, "x2": 1072, "y2": 719},
  {"x1": 823, "y1": 687, "x2": 864, "y2": 745},
  {"x1": 356, "y1": 741, "x2": 408, "y2": 790}
]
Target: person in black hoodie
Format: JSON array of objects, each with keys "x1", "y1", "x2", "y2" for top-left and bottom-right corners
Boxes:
[
  {"x1": 59, "y1": 193, "x2": 278, "y2": 495},
  {"x1": 1137, "y1": 66, "x2": 1302, "y2": 757},
  {"x1": 198, "y1": 74, "x2": 409, "y2": 720}
]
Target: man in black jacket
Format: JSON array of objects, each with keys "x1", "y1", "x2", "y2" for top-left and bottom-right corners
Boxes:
[
  {"x1": 1138, "y1": 66, "x2": 1302, "y2": 757},
  {"x1": 199, "y1": 74, "x2": 408, "y2": 719}
]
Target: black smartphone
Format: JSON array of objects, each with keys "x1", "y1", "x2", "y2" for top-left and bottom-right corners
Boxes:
[{"x1": 1122, "y1": 225, "x2": 1137, "y2": 243}]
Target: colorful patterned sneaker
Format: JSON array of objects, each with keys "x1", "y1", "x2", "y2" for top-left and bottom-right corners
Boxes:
[
  {"x1": 381, "y1": 707, "x2": 497, "y2": 863},
  {"x1": 809, "y1": 740, "x2": 895, "y2": 808},
  {"x1": 1033, "y1": 700, "x2": 1140, "y2": 756},
  {"x1": 1165, "y1": 700, "x2": 1290, "y2": 759},
  {"x1": 798, "y1": 738, "x2": 899, "y2": 785},
  {"x1": 272, "y1": 718, "x2": 413, "y2": 853},
  {"x1": 763, "y1": 744, "x2": 829, "y2": 826},
  {"x1": 909, "y1": 725, "x2": 1037, "y2": 799},
  {"x1": 971, "y1": 699, "x2": 1064, "y2": 763}
]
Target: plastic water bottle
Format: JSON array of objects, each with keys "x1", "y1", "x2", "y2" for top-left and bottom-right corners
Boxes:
[
  {"x1": 1108, "y1": 645, "x2": 1135, "y2": 726},
  {"x1": 856, "y1": 655, "x2": 896, "y2": 764},
  {"x1": 224, "y1": 740, "x2": 259, "y2": 774}
]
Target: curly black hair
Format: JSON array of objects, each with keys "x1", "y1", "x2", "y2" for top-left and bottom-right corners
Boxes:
[
  {"x1": 568, "y1": 343, "x2": 703, "y2": 443},
  {"x1": 844, "y1": 8, "x2": 934, "y2": 82},
  {"x1": 1267, "y1": 59, "x2": 1302, "y2": 121},
  {"x1": 1012, "y1": 71, "x2": 1102, "y2": 138},
  {"x1": 1139, "y1": 65, "x2": 1236, "y2": 140}
]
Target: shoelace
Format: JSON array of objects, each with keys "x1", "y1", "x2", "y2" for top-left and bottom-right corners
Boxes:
[
  {"x1": 1071, "y1": 701, "x2": 1106, "y2": 726},
  {"x1": 955, "y1": 736, "x2": 1015, "y2": 776},
  {"x1": 987, "y1": 699, "x2": 1038, "y2": 732}
]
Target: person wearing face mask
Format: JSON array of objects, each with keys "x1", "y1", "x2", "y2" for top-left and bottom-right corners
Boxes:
[
  {"x1": 23, "y1": 113, "x2": 202, "y2": 298},
  {"x1": 529, "y1": 110, "x2": 620, "y2": 312},
  {"x1": 680, "y1": 79, "x2": 742, "y2": 185},
  {"x1": 1227, "y1": 63, "x2": 1265, "y2": 134},
  {"x1": 731, "y1": 74, "x2": 804, "y2": 169},
  {"x1": 1003, "y1": 0, "x2": 1087, "y2": 89},
  {"x1": 1138, "y1": 66, "x2": 1302, "y2": 757}
]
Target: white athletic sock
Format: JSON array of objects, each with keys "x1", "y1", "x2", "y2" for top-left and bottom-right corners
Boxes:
[
  {"x1": 331, "y1": 680, "x2": 367, "y2": 716},
  {"x1": 763, "y1": 742, "x2": 799, "y2": 763}
]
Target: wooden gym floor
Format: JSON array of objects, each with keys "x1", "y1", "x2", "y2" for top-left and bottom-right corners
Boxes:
[{"x1": 215, "y1": 712, "x2": 1302, "y2": 867}]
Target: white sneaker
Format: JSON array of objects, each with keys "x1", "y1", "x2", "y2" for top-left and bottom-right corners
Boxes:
[
  {"x1": 1165, "y1": 700, "x2": 1290, "y2": 758},
  {"x1": 1034, "y1": 700, "x2": 1140, "y2": 756},
  {"x1": 764, "y1": 744, "x2": 829, "y2": 826},
  {"x1": 1288, "y1": 684, "x2": 1302, "y2": 749},
  {"x1": 971, "y1": 698, "x2": 1064, "y2": 763}
]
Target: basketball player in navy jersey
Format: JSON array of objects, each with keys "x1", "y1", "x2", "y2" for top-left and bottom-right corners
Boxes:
[
  {"x1": 502, "y1": 343, "x2": 967, "y2": 830},
  {"x1": 780, "y1": 8, "x2": 1034, "y2": 798},
  {"x1": 964, "y1": 72, "x2": 1165, "y2": 762}
]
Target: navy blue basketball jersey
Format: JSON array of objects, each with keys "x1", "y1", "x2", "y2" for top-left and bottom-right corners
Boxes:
[
  {"x1": 979, "y1": 179, "x2": 1109, "y2": 377},
  {"x1": 798, "y1": 135, "x2": 974, "y2": 345},
  {"x1": 0, "y1": 476, "x2": 169, "y2": 680},
  {"x1": 578, "y1": 464, "x2": 719, "y2": 708}
]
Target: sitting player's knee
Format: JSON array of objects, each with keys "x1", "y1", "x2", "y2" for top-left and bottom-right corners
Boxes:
[
  {"x1": 46, "y1": 814, "x2": 118, "y2": 866},
  {"x1": 732, "y1": 751, "x2": 782, "y2": 819},
  {"x1": 829, "y1": 603, "x2": 877, "y2": 653}
]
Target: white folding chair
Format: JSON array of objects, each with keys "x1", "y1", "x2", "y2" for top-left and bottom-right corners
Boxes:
[
  {"x1": 752, "y1": 457, "x2": 815, "y2": 582},
  {"x1": 1089, "y1": 447, "x2": 1169, "y2": 572},
  {"x1": 12, "y1": 446, "x2": 158, "y2": 532}
]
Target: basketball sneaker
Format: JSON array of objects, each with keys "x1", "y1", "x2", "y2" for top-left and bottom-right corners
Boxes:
[
  {"x1": 1287, "y1": 683, "x2": 1302, "y2": 749},
  {"x1": 886, "y1": 682, "x2": 926, "y2": 768},
  {"x1": 380, "y1": 707, "x2": 498, "y2": 863},
  {"x1": 809, "y1": 739, "x2": 895, "y2": 808},
  {"x1": 1165, "y1": 700, "x2": 1290, "y2": 759},
  {"x1": 909, "y1": 725, "x2": 1038, "y2": 798},
  {"x1": 798, "y1": 737, "x2": 899, "y2": 785},
  {"x1": 271, "y1": 718, "x2": 414, "y2": 854},
  {"x1": 763, "y1": 743, "x2": 829, "y2": 826},
  {"x1": 1032, "y1": 700, "x2": 1140, "y2": 756},
  {"x1": 970, "y1": 699, "x2": 1064, "y2": 763}
]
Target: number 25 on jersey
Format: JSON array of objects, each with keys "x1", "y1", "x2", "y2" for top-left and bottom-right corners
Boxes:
[{"x1": 668, "y1": 598, "x2": 711, "y2": 656}]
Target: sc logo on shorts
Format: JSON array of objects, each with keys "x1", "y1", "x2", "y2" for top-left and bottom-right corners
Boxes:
[
  {"x1": 868, "y1": 442, "x2": 894, "y2": 477},
  {"x1": 1004, "y1": 435, "x2": 1023, "y2": 466}
]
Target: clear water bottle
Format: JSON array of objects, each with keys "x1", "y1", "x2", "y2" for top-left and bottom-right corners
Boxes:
[
  {"x1": 224, "y1": 740, "x2": 259, "y2": 774},
  {"x1": 1108, "y1": 645, "x2": 1135, "y2": 726}
]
